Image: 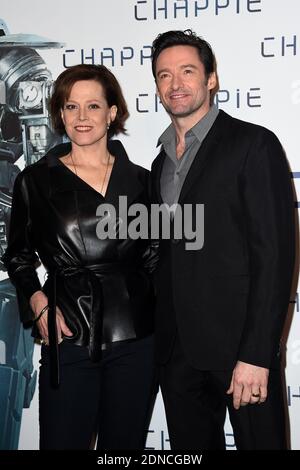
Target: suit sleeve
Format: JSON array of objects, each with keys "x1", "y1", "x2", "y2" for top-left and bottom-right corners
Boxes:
[
  {"x1": 1, "y1": 171, "x2": 42, "y2": 323},
  {"x1": 238, "y1": 129, "x2": 295, "y2": 368}
]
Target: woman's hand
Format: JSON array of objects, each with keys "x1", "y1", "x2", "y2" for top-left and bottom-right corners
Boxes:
[{"x1": 30, "y1": 290, "x2": 73, "y2": 344}]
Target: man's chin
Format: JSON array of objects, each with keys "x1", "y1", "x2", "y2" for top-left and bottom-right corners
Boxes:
[
  {"x1": 169, "y1": 109, "x2": 194, "y2": 118},
  {"x1": 166, "y1": 103, "x2": 206, "y2": 119}
]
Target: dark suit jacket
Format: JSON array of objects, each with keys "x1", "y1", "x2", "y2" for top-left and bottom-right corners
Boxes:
[{"x1": 151, "y1": 110, "x2": 295, "y2": 371}]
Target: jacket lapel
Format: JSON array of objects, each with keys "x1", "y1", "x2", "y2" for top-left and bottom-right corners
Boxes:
[
  {"x1": 151, "y1": 149, "x2": 165, "y2": 204},
  {"x1": 46, "y1": 141, "x2": 144, "y2": 206},
  {"x1": 105, "y1": 140, "x2": 145, "y2": 208},
  {"x1": 47, "y1": 143, "x2": 89, "y2": 195},
  {"x1": 178, "y1": 111, "x2": 225, "y2": 204}
]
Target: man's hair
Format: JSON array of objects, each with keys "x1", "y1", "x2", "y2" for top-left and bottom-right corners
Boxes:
[
  {"x1": 50, "y1": 64, "x2": 129, "y2": 138},
  {"x1": 151, "y1": 29, "x2": 216, "y2": 81}
]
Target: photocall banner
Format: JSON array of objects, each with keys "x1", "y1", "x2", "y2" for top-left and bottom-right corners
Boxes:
[{"x1": 0, "y1": 0, "x2": 299, "y2": 450}]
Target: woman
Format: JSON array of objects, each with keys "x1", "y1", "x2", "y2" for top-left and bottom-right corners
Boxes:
[{"x1": 2, "y1": 64, "x2": 157, "y2": 450}]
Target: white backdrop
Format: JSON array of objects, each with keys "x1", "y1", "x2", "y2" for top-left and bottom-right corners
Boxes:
[{"x1": 0, "y1": 0, "x2": 299, "y2": 450}]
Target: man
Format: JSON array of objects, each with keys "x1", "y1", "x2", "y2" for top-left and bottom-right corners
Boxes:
[{"x1": 150, "y1": 30, "x2": 295, "y2": 450}]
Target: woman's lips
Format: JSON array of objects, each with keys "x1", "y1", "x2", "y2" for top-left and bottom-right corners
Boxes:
[{"x1": 74, "y1": 126, "x2": 93, "y2": 132}]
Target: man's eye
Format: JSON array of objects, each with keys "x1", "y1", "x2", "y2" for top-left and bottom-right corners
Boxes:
[{"x1": 184, "y1": 69, "x2": 193, "y2": 74}]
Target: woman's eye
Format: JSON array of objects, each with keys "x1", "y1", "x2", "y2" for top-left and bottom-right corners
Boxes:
[
  {"x1": 89, "y1": 104, "x2": 100, "y2": 109},
  {"x1": 65, "y1": 104, "x2": 77, "y2": 110}
]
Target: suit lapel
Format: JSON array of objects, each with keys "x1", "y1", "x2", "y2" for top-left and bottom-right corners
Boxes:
[
  {"x1": 151, "y1": 149, "x2": 165, "y2": 204},
  {"x1": 178, "y1": 111, "x2": 225, "y2": 204}
]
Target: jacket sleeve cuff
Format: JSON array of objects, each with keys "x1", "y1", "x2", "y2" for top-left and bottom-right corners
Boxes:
[{"x1": 13, "y1": 269, "x2": 42, "y2": 323}]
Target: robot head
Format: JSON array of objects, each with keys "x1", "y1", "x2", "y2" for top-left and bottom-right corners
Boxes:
[
  {"x1": 0, "y1": 19, "x2": 65, "y2": 262},
  {"x1": 0, "y1": 18, "x2": 65, "y2": 166}
]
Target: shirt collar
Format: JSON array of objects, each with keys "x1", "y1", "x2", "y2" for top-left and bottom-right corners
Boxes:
[{"x1": 157, "y1": 104, "x2": 219, "y2": 148}]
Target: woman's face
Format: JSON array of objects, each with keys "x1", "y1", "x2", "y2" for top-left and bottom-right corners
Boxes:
[{"x1": 61, "y1": 79, "x2": 117, "y2": 148}]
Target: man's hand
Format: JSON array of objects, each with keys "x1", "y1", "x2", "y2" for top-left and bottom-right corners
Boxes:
[{"x1": 226, "y1": 361, "x2": 269, "y2": 410}]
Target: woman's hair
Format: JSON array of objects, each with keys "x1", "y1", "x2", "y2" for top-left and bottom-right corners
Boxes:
[{"x1": 50, "y1": 64, "x2": 129, "y2": 138}]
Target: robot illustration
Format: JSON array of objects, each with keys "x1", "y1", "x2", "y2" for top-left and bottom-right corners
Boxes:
[{"x1": 0, "y1": 18, "x2": 64, "y2": 449}]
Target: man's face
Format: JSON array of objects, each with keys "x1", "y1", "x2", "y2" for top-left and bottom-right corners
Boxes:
[{"x1": 155, "y1": 45, "x2": 216, "y2": 121}]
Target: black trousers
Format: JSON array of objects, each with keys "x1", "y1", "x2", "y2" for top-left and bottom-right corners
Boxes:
[
  {"x1": 39, "y1": 336, "x2": 156, "y2": 450},
  {"x1": 160, "y1": 334, "x2": 287, "y2": 450}
]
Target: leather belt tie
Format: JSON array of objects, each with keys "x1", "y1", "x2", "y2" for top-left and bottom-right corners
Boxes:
[{"x1": 47, "y1": 263, "x2": 122, "y2": 388}]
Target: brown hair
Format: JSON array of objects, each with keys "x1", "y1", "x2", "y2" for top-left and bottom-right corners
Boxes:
[
  {"x1": 50, "y1": 64, "x2": 129, "y2": 138},
  {"x1": 152, "y1": 29, "x2": 215, "y2": 80}
]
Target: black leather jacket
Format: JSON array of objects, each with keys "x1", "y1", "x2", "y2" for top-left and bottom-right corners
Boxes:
[{"x1": 2, "y1": 140, "x2": 157, "y2": 383}]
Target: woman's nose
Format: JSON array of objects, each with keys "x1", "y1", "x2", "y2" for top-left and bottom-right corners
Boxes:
[{"x1": 78, "y1": 107, "x2": 88, "y2": 120}]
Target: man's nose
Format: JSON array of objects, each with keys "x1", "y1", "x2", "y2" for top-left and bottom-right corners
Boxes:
[{"x1": 171, "y1": 73, "x2": 182, "y2": 90}]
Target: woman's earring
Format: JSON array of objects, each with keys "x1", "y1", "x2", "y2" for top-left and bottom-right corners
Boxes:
[{"x1": 107, "y1": 123, "x2": 110, "y2": 130}]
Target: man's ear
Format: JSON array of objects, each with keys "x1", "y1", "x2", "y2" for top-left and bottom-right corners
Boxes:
[{"x1": 207, "y1": 72, "x2": 217, "y2": 91}]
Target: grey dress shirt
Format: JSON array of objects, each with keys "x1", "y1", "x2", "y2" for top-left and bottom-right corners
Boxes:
[{"x1": 159, "y1": 105, "x2": 219, "y2": 207}]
